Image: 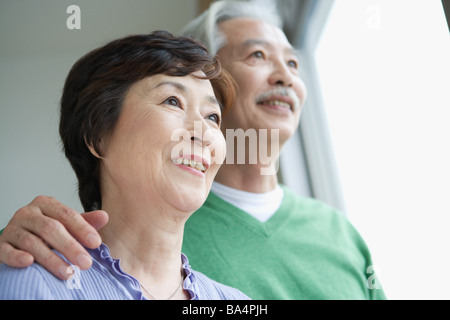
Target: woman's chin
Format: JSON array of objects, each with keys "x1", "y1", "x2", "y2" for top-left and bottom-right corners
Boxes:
[
  {"x1": 170, "y1": 194, "x2": 207, "y2": 215},
  {"x1": 160, "y1": 180, "x2": 210, "y2": 215}
]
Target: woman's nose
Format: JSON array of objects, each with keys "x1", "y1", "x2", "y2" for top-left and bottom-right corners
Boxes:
[{"x1": 187, "y1": 118, "x2": 212, "y2": 148}]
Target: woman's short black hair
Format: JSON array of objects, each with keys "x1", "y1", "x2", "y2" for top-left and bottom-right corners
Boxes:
[{"x1": 60, "y1": 30, "x2": 235, "y2": 211}]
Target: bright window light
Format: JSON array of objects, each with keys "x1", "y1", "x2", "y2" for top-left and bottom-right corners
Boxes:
[{"x1": 315, "y1": 0, "x2": 450, "y2": 299}]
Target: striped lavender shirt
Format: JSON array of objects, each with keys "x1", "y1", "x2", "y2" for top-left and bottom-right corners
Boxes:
[{"x1": 0, "y1": 244, "x2": 250, "y2": 300}]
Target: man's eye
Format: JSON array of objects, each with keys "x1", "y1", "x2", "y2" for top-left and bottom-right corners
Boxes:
[
  {"x1": 206, "y1": 113, "x2": 221, "y2": 125},
  {"x1": 251, "y1": 51, "x2": 264, "y2": 59},
  {"x1": 288, "y1": 60, "x2": 298, "y2": 69},
  {"x1": 164, "y1": 96, "x2": 181, "y2": 107}
]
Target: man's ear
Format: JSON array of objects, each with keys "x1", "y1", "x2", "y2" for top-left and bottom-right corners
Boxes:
[{"x1": 84, "y1": 135, "x2": 103, "y2": 159}]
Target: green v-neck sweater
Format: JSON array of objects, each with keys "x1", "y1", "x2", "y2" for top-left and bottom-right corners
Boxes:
[{"x1": 182, "y1": 184, "x2": 386, "y2": 300}]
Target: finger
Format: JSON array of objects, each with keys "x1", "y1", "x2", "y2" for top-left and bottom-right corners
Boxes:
[
  {"x1": 6, "y1": 203, "x2": 94, "y2": 272},
  {"x1": 30, "y1": 196, "x2": 102, "y2": 249},
  {"x1": 0, "y1": 241, "x2": 34, "y2": 268},
  {"x1": 33, "y1": 245, "x2": 75, "y2": 281},
  {"x1": 81, "y1": 210, "x2": 109, "y2": 231},
  {"x1": 11, "y1": 228, "x2": 75, "y2": 280},
  {"x1": 24, "y1": 212, "x2": 94, "y2": 271}
]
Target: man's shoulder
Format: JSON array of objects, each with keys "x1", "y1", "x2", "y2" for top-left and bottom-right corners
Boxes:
[{"x1": 280, "y1": 184, "x2": 344, "y2": 215}]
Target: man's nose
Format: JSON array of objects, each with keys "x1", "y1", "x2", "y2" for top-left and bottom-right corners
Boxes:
[{"x1": 269, "y1": 59, "x2": 294, "y2": 87}]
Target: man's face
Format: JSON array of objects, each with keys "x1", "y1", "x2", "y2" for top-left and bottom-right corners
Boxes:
[{"x1": 217, "y1": 17, "x2": 307, "y2": 144}]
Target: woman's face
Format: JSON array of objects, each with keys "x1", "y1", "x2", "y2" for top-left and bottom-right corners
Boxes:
[{"x1": 97, "y1": 72, "x2": 226, "y2": 214}]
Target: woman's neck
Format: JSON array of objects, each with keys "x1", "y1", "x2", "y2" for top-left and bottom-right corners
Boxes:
[{"x1": 99, "y1": 200, "x2": 190, "y2": 299}]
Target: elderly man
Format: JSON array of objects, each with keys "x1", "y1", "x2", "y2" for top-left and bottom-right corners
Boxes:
[{"x1": 0, "y1": 1, "x2": 385, "y2": 299}]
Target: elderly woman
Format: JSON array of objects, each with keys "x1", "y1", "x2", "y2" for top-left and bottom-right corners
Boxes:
[{"x1": 0, "y1": 31, "x2": 248, "y2": 300}]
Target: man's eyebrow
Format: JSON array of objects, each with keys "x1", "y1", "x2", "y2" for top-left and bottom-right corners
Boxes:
[
  {"x1": 241, "y1": 39, "x2": 270, "y2": 49},
  {"x1": 288, "y1": 47, "x2": 301, "y2": 59}
]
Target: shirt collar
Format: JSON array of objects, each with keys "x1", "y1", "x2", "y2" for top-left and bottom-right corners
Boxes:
[{"x1": 88, "y1": 243, "x2": 198, "y2": 300}]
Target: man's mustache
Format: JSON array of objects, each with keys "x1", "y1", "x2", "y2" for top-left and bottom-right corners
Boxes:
[{"x1": 255, "y1": 87, "x2": 302, "y2": 111}]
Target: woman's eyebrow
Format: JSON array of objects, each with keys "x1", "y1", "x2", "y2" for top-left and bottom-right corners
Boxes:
[
  {"x1": 152, "y1": 81, "x2": 220, "y2": 107},
  {"x1": 206, "y1": 95, "x2": 220, "y2": 107},
  {"x1": 152, "y1": 81, "x2": 187, "y2": 93}
]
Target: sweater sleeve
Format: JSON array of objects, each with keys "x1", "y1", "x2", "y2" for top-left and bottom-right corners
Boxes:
[{"x1": 0, "y1": 263, "x2": 56, "y2": 300}]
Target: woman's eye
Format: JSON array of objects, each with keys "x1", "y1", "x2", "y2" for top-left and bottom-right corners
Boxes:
[
  {"x1": 164, "y1": 96, "x2": 181, "y2": 108},
  {"x1": 206, "y1": 113, "x2": 221, "y2": 125}
]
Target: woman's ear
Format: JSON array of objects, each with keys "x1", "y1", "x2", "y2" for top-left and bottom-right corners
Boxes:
[{"x1": 84, "y1": 135, "x2": 103, "y2": 159}]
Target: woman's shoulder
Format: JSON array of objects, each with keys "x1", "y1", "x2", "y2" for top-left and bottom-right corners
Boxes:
[
  {"x1": 0, "y1": 252, "x2": 134, "y2": 300},
  {"x1": 0, "y1": 261, "x2": 59, "y2": 299},
  {"x1": 190, "y1": 268, "x2": 251, "y2": 300}
]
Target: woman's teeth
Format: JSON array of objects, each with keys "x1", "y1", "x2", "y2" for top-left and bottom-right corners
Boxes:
[{"x1": 174, "y1": 158, "x2": 206, "y2": 173}]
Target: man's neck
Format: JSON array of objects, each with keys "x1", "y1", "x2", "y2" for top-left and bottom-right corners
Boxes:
[{"x1": 214, "y1": 161, "x2": 278, "y2": 193}]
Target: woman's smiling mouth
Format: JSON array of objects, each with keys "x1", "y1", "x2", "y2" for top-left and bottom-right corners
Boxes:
[{"x1": 172, "y1": 155, "x2": 209, "y2": 176}]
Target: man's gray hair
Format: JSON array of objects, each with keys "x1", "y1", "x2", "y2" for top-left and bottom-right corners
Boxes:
[{"x1": 181, "y1": 0, "x2": 283, "y2": 55}]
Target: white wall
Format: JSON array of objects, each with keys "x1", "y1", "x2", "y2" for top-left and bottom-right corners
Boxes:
[{"x1": 0, "y1": 0, "x2": 198, "y2": 227}]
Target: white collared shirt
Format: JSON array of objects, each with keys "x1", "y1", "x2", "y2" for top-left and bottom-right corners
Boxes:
[{"x1": 210, "y1": 181, "x2": 284, "y2": 223}]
